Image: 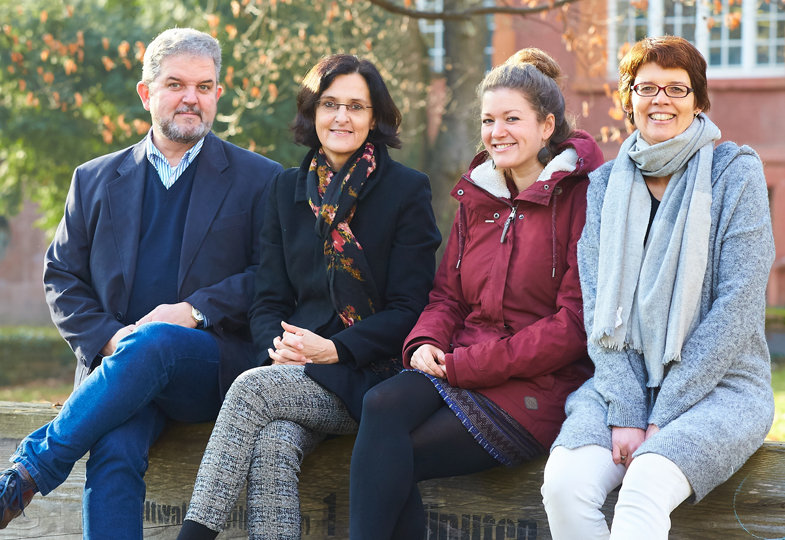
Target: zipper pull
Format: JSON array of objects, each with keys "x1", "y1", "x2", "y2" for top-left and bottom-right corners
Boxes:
[{"x1": 500, "y1": 205, "x2": 517, "y2": 243}]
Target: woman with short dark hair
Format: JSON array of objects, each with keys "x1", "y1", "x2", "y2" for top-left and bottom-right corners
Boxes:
[
  {"x1": 541, "y1": 36, "x2": 774, "y2": 539},
  {"x1": 177, "y1": 53, "x2": 441, "y2": 540}
]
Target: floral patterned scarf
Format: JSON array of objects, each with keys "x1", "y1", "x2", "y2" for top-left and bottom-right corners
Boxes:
[{"x1": 307, "y1": 142, "x2": 381, "y2": 327}]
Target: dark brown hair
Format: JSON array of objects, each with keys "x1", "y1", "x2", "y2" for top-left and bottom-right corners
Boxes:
[
  {"x1": 292, "y1": 54, "x2": 402, "y2": 149},
  {"x1": 618, "y1": 36, "x2": 710, "y2": 125}
]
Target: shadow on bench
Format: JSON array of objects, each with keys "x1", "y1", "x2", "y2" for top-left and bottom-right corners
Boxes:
[{"x1": 1, "y1": 400, "x2": 784, "y2": 539}]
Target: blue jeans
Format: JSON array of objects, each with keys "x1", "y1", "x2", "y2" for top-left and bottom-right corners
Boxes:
[{"x1": 11, "y1": 322, "x2": 223, "y2": 539}]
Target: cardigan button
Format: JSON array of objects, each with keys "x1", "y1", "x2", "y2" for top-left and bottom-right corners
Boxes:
[
  {"x1": 457, "y1": 189, "x2": 464, "y2": 196},
  {"x1": 518, "y1": 214, "x2": 524, "y2": 219},
  {"x1": 543, "y1": 184, "x2": 550, "y2": 190},
  {"x1": 493, "y1": 212, "x2": 500, "y2": 219}
]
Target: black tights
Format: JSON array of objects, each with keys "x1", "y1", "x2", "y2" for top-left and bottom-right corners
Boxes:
[{"x1": 349, "y1": 371, "x2": 499, "y2": 540}]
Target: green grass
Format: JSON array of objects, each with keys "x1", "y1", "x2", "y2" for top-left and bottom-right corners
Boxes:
[
  {"x1": 0, "y1": 378, "x2": 73, "y2": 405},
  {"x1": 769, "y1": 363, "x2": 785, "y2": 441}
]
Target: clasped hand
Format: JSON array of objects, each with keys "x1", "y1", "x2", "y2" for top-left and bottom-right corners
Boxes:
[
  {"x1": 268, "y1": 321, "x2": 338, "y2": 365},
  {"x1": 611, "y1": 423, "x2": 660, "y2": 468},
  {"x1": 409, "y1": 343, "x2": 447, "y2": 379}
]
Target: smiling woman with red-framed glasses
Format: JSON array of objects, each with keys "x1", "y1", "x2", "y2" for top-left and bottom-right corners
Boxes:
[{"x1": 542, "y1": 35, "x2": 775, "y2": 539}]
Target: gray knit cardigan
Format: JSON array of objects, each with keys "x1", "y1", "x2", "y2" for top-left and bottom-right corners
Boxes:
[{"x1": 553, "y1": 141, "x2": 775, "y2": 502}]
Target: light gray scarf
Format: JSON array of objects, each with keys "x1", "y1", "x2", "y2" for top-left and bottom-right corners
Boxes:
[{"x1": 591, "y1": 114, "x2": 721, "y2": 387}]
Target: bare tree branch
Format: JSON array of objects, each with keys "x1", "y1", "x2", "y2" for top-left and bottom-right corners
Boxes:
[{"x1": 364, "y1": 0, "x2": 581, "y2": 21}]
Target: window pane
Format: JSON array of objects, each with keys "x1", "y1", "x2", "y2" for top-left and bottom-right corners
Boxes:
[
  {"x1": 728, "y1": 45, "x2": 742, "y2": 64},
  {"x1": 710, "y1": 46, "x2": 722, "y2": 65},
  {"x1": 758, "y1": 44, "x2": 770, "y2": 63}
]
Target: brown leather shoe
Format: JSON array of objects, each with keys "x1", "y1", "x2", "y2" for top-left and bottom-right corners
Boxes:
[{"x1": 0, "y1": 463, "x2": 37, "y2": 529}]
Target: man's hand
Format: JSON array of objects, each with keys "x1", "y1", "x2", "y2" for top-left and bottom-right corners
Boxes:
[
  {"x1": 100, "y1": 324, "x2": 137, "y2": 357},
  {"x1": 136, "y1": 302, "x2": 196, "y2": 328}
]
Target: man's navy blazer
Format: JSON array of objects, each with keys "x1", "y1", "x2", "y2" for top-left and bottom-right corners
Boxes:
[{"x1": 44, "y1": 132, "x2": 282, "y2": 395}]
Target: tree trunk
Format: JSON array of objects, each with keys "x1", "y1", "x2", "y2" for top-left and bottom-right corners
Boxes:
[{"x1": 425, "y1": 1, "x2": 489, "y2": 234}]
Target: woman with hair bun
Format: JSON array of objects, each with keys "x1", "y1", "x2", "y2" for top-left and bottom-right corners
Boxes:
[{"x1": 349, "y1": 49, "x2": 604, "y2": 539}]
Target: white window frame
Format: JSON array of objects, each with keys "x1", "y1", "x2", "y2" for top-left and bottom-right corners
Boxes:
[
  {"x1": 608, "y1": 0, "x2": 784, "y2": 79},
  {"x1": 417, "y1": 0, "x2": 445, "y2": 73}
]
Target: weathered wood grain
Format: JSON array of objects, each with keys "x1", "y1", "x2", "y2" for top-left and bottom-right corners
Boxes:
[{"x1": 1, "y1": 401, "x2": 784, "y2": 539}]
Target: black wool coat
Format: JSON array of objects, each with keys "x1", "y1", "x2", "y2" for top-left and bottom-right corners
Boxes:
[{"x1": 248, "y1": 145, "x2": 441, "y2": 419}]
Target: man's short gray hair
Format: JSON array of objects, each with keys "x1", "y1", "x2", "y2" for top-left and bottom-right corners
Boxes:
[{"x1": 141, "y1": 28, "x2": 221, "y2": 85}]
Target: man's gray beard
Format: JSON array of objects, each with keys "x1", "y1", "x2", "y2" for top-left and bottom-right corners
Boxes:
[{"x1": 159, "y1": 118, "x2": 212, "y2": 144}]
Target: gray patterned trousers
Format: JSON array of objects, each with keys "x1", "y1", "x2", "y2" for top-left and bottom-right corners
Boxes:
[{"x1": 185, "y1": 364, "x2": 358, "y2": 539}]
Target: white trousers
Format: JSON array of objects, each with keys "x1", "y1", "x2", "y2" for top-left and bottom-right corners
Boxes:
[{"x1": 541, "y1": 445, "x2": 693, "y2": 540}]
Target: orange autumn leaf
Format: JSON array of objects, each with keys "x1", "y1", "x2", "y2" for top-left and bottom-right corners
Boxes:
[
  {"x1": 43, "y1": 71, "x2": 54, "y2": 84},
  {"x1": 631, "y1": 0, "x2": 647, "y2": 10},
  {"x1": 608, "y1": 106, "x2": 626, "y2": 121},
  {"x1": 102, "y1": 129, "x2": 113, "y2": 144},
  {"x1": 64, "y1": 58, "x2": 77, "y2": 75},
  {"x1": 66, "y1": 5, "x2": 74, "y2": 17},
  {"x1": 231, "y1": 0, "x2": 241, "y2": 17},
  {"x1": 225, "y1": 24, "x2": 238, "y2": 39},
  {"x1": 207, "y1": 14, "x2": 220, "y2": 29},
  {"x1": 725, "y1": 11, "x2": 741, "y2": 31},
  {"x1": 102, "y1": 37, "x2": 110, "y2": 50},
  {"x1": 40, "y1": 49, "x2": 50, "y2": 61},
  {"x1": 267, "y1": 82, "x2": 278, "y2": 101},
  {"x1": 118, "y1": 41, "x2": 130, "y2": 58},
  {"x1": 6, "y1": 65, "x2": 14, "y2": 74},
  {"x1": 102, "y1": 56, "x2": 115, "y2": 71},
  {"x1": 26, "y1": 92, "x2": 35, "y2": 106},
  {"x1": 117, "y1": 114, "x2": 131, "y2": 136},
  {"x1": 74, "y1": 92, "x2": 83, "y2": 107},
  {"x1": 133, "y1": 119, "x2": 151, "y2": 135},
  {"x1": 40, "y1": 10, "x2": 48, "y2": 23},
  {"x1": 364, "y1": 38, "x2": 372, "y2": 51},
  {"x1": 225, "y1": 65, "x2": 235, "y2": 88},
  {"x1": 250, "y1": 86, "x2": 261, "y2": 98},
  {"x1": 18, "y1": 79, "x2": 26, "y2": 91},
  {"x1": 123, "y1": 59, "x2": 132, "y2": 70},
  {"x1": 135, "y1": 41, "x2": 145, "y2": 62}
]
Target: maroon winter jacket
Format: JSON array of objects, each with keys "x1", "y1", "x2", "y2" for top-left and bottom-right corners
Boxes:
[{"x1": 403, "y1": 130, "x2": 603, "y2": 447}]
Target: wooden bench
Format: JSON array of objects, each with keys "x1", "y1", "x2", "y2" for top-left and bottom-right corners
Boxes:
[{"x1": 1, "y1": 400, "x2": 784, "y2": 539}]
